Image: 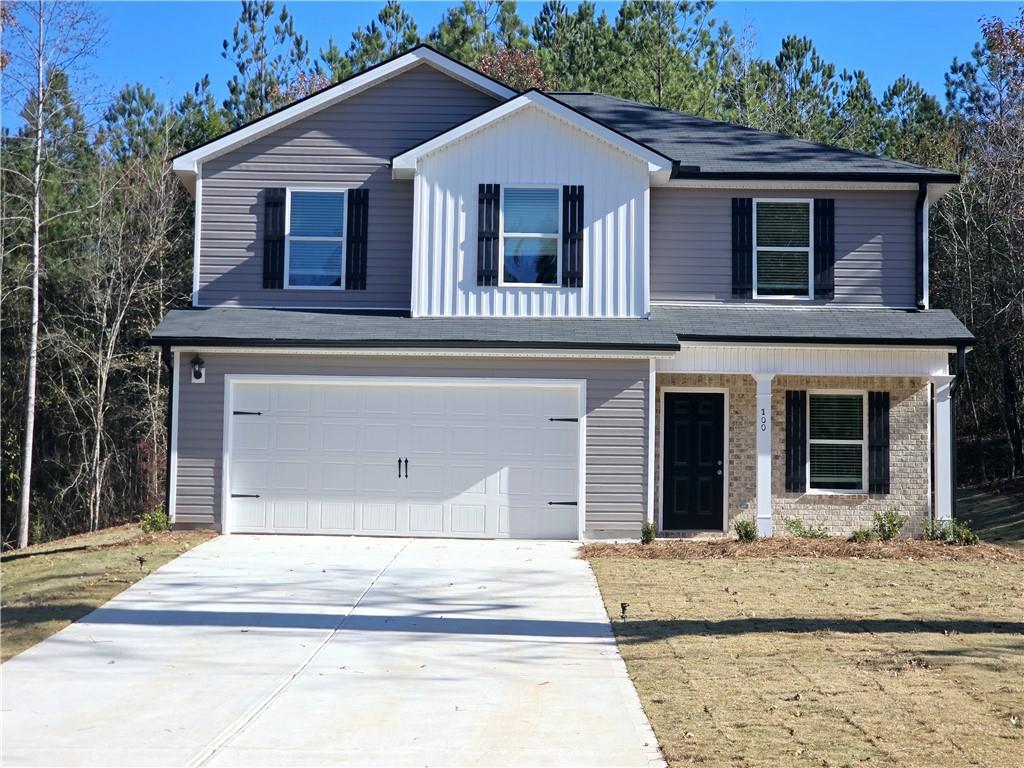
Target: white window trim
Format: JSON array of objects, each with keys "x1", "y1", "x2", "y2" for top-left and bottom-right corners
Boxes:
[
  {"x1": 498, "y1": 184, "x2": 561, "y2": 288},
  {"x1": 284, "y1": 187, "x2": 348, "y2": 291},
  {"x1": 806, "y1": 389, "x2": 868, "y2": 495},
  {"x1": 752, "y1": 198, "x2": 814, "y2": 300}
]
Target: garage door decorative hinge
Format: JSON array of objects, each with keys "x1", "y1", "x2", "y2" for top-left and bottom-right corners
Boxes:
[
  {"x1": 231, "y1": 493, "x2": 260, "y2": 498},
  {"x1": 232, "y1": 410, "x2": 262, "y2": 416},
  {"x1": 548, "y1": 417, "x2": 579, "y2": 422},
  {"x1": 547, "y1": 501, "x2": 578, "y2": 506}
]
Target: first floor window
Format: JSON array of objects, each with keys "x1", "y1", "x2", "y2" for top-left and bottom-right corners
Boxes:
[
  {"x1": 501, "y1": 187, "x2": 559, "y2": 285},
  {"x1": 755, "y1": 200, "x2": 811, "y2": 298},
  {"x1": 808, "y1": 393, "x2": 865, "y2": 491},
  {"x1": 287, "y1": 190, "x2": 345, "y2": 287}
]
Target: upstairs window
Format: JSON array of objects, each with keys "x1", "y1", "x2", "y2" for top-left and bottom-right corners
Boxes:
[
  {"x1": 501, "y1": 187, "x2": 560, "y2": 286},
  {"x1": 754, "y1": 200, "x2": 812, "y2": 298},
  {"x1": 808, "y1": 393, "x2": 866, "y2": 492},
  {"x1": 286, "y1": 190, "x2": 346, "y2": 288}
]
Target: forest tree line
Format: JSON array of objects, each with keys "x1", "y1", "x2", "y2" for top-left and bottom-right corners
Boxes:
[{"x1": 1, "y1": 1, "x2": 1022, "y2": 547}]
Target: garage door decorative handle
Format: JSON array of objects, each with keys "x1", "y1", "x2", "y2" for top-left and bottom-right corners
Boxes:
[
  {"x1": 403, "y1": 458, "x2": 409, "y2": 478},
  {"x1": 549, "y1": 417, "x2": 579, "y2": 422},
  {"x1": 548, "y1": 501, "x2": 578, "y2": 506},
  {"x1": 232, "y1": 410, "x2": 262, "y2": 416},
  {"x1": 231, "y1": 493, "x2": 260, "y2": 498}
]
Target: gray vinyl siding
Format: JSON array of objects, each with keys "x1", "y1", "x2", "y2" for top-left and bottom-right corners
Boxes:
[
  {"x1": 650, "y1": 188, "x2": 918, "y2": 306},
  {"x1": 196, "y1": 64, "x2": 500, "y2": 310},
  {"x1": 173, "y1": 353, "x2": 650, "y2": 536}
]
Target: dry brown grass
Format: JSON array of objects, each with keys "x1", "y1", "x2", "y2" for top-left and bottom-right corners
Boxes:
[
  {"x1": 1, "y1": 525, "x2": 214, "y2": 661},
  {"x1": 581, "y1": 537, "x2": 1024, "y2": 563},
  {"x1": 587, "y1": 553, "x2": 1024, "y2": 767}
]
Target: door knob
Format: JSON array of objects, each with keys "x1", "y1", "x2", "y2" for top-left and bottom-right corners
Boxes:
[{"x1": 716, "y1": 469, "x2": 723, "y2": 476}]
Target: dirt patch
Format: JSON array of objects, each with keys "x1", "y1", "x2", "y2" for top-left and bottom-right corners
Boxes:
[
  {"x1": 580, "y1": 537, "x2": 1024, "y2": 563},
  {"x1": 1, "y1": 525, "x2": 214, "y2": 661},
  {"x1": 590, "y1": 555, "x2": 1024, "y2": 767}
]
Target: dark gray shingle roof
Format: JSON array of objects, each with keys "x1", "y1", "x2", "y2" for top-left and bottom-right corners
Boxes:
[
  {"x1": 150, "y1": 308, "x2": 680, "y2": 351},
  {"x1": 152, "y1": 306, "x2": 972, "y2": 351},
  {"x1": 652, "y1": 305, "x2": 973, "y2": 346},
  {"x1": 552, "y1": 92, "x2": 957, "y2": 182}
]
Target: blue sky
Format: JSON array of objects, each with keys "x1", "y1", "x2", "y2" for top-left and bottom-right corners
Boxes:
[{"x1": 3, "y1": 2, "x2": 1018, "y2": 128}]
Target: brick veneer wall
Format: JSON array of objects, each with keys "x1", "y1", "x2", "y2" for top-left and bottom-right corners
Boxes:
[{"x1": 655, "y1": 374, "x2": 931, "y2": 537}]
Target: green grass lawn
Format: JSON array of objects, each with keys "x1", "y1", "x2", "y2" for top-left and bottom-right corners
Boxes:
[
  {"x1": 958, "y1": 479, "x2": 1024, "y2": 549},
  {"x1": 1, "y1": 525, "x2": 213, "y2": 662}
]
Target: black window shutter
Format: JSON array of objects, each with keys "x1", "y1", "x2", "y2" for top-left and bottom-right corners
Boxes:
[
  {"x1": 868, "y1": 391, "x2": 891, "y2": 494},
  {"x1": 785, "y1": 390, "x2": 807, "y2": 492},
  {"x1": 477, "y1": 184, "x2": 500, "y2": 286},
  {"x1": 345, "y1": 189, "x2": 369, "y2": 290},
  {"x1": 262, "y1": 188, "x2": 286, "y2": 289},
  {"x1": 732, "y1": 198, "x2": 753, "y2": 298},
  {"x1": 813, "y1": 198, "x2": 835, "y2": 300},
  {"x1": 562, "y1": 185, "x2": 584, "y2": 288}
]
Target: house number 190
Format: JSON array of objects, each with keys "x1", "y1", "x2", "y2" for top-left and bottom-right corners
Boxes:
[{"x1": 760, "y1": 408, "x2": 767, "y2": 432}]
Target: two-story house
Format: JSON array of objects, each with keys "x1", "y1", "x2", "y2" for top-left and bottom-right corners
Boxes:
[{"x1": 153, "y1": 45, "x2": 973, "y2": 540}]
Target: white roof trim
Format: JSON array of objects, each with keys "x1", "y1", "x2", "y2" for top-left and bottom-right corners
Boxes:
[
  {"x1": 172, "y1": 47, "x2": 514, "y2": 184},
  {"x1": 391, "y1": 91, "x2": 674, "y2": 182}
]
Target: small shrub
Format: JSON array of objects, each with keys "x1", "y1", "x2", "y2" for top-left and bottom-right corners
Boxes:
[
  {"x1": 848, "y1": 528, "x2": 876, "y2": 543},
  {"x1": 783, "y1": 517, "x2": 830, "y2": 539},
  {"x1": 640, "y1": 521, "x2": 656, "y2": 545},
  {"x1": 924, "y1": 519, "x2": 979, "y2": 546},
  {"x1": 734, "y1": 519, "x2": 758, "y2": 543},
  {"x1": 872, "y1": 510, "x2": 908, "y2": 542},
  {"x1": 139, "y1": 505, "x2": 170, "y2": 533}
]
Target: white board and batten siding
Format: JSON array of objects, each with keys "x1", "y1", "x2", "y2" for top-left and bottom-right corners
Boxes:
[{"x1": 411, "y1": 105, "x2": 650, "y2": 318}]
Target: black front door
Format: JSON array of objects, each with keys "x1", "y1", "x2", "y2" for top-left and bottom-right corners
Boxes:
[{"x1": 662, "y1": 392, "x2": 725, "y2": 531}]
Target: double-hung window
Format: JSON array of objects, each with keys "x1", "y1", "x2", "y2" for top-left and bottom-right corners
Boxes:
[
  {"x1": 501, "y1": 186, "x2": 560, "y2": 286},
  {"x1": 286, "y1": 190, "x2": 346, "y2": 288},
  {"x1": 808, "y1": 393, "x2": 866, "y2": 492},
  {"x1": 754, "y1": 199, "x2": 812, "y2": 298}
]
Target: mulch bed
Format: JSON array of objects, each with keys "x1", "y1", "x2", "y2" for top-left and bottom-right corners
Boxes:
[{"x1": 579, "y1": 537, "x2": 1024, "y2": 563}]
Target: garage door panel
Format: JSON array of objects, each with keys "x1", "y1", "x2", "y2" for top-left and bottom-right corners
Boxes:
[
  {"x1": 361, "y1": 503, "x2": 398, "y2": 531},
  {"x1": 228, "y1": 381, "x2": 580, "y2": 539},
  {"x1": 271, "y1": 462, "x2": 309, "y2": 490},
  {"x1": 274, "y1": 422, "x2": 310, "y2": 451},
  {"x1": 320, "y1": 502, "x2": 355, "y2": 530},
  {"x1": 321, "y1": 462, "x2": 356, "y2": 492},
  {"x1": 409, "y1": 504, "x2": 444, "y2": 533}
]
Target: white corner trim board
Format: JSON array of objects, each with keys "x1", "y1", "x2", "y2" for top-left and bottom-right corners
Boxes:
[
  {"x1": 220, "y1": 374, "x2": 588, "y2": 540},
  {"x1": 392, "y1": 91, "x2": 674, "y2": 182},
  {"x1": 753, "y1": 373, "x2": 774, "y2": 537},
  {"x1": 168, "y1": 350, "x2": 181, "y2": 523},
  {"x1": 172, "y1": 48, "x2": 514, "y2": 190}
]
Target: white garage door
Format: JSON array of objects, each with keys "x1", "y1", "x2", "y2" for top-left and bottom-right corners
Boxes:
[{"x1": 226, "y1": 379, "x2": 582, "y2": 539}]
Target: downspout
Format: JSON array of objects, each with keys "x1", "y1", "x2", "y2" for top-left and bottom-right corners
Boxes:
[
  {"x1": 950, "y1": 345, "x2": 967, "y2": 519},
  {"x1": 161, "y1": 345, "x2": 174, "y2": 520},
  {"x1": 914, "y1": 182, "x2": 928, "y2": 310}
]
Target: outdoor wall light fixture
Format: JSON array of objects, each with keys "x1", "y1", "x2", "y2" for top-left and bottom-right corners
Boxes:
[{"x1": 190, "y1": 355, "x2": 206, "y2": 383}]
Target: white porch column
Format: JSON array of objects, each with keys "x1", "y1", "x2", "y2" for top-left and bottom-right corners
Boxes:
[
  {"x1": 753, "y1": 373, "x2": 775, "y2": 537},
  {"x1": 932, "y1": 374, "x2": 955, "y2": 521}
]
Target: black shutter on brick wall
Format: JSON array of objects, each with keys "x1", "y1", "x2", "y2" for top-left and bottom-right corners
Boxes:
[
  {"x1": 262, "y1": 188, "x2": 286, "y2": 289},
  {"x1": 732, "y1": 198, "x2": 753, "y2": 298},
  {"x1": 345, "y1": 189, "x2": 369, "y2": 290},
  {"x1": 813, "y1": 198, "x2": 835, "y2": 299},
  {"x1": 477, "y1": 184, "x2": 500, "y2": 286},
  {"x1": 868, "y1": 391, "x2": 891, "y2": 494},
  {"x1": 785, "y1": 390, "x2": 807, "y2": 492},
  {"x1": 562, "y1": 185, "x2": 584, "y2": 288}
]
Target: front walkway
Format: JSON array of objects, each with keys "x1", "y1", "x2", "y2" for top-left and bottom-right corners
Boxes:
[{"x1": 1, "y1": 536, "x2": 662, "y2": 767}]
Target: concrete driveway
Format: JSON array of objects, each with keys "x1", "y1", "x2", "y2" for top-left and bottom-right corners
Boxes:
[{"x1": 1, "y1": 536, "x2": 663, "y2": 767}]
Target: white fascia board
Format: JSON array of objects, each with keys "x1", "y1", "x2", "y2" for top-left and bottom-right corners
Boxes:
[
  {"x1": 172, "y1": 48, "x2": 515, "y2": 187},
  {"x1": 392, "y1": 91, "x2": 674, "y2": 180}
]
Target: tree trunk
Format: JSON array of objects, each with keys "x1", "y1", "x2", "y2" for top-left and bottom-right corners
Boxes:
[{"x1": 17, "y1": 3, "x2": 45, "y2": 549}]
